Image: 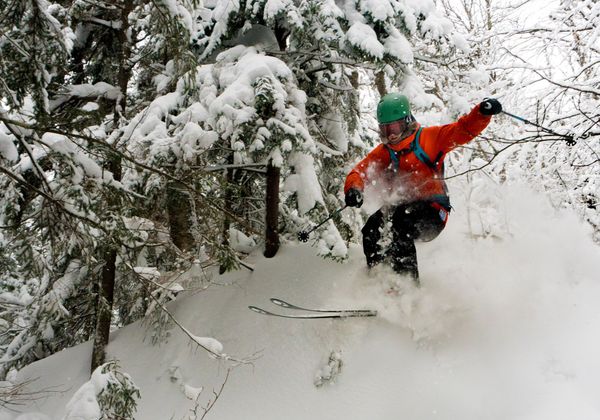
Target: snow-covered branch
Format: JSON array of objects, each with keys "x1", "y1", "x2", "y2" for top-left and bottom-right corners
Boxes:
[{"x1": 129, "y1": 266, "x2": 259, "y2": 366}]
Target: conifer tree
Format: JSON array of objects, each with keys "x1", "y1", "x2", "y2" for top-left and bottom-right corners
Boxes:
[
  {"x1": 0, "y1": 0, "x2": 488, "y2": 378},
  {"x1": 155, "y1": 0, "x2": 474, "y2": 256},
  {"x1": 0, "y1": 0, "x2": 209, "y2": 376}
]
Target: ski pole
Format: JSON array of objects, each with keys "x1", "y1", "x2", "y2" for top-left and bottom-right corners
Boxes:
[
  {"x1": 297, "y1": 205, "x2": 348, "y2": 242},
  {"x1": 501, "y1": 110, "x2": 576, "y2": 146}
]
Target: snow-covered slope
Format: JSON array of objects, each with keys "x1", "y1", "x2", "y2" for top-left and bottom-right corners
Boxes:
[{"x1": 5, "y1": 185, "x2": 600, "y2": 420}]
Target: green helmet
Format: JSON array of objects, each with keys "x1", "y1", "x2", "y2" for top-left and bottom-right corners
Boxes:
[{"x1": 377, "y1": 93, "x2": 411, "y2": 124}]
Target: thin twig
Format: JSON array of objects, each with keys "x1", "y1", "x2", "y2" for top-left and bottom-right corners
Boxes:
[
  {"x1": 199, "y1": 369, "x2": 231, "y2": 420},
  {"x1": 128, "y1": 267, "x2": 260, "y2": 365}
]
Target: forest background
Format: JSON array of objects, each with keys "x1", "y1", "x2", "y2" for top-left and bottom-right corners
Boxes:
[{"x1": 0, "y1": 0, "x2": 598, "y2": 411}]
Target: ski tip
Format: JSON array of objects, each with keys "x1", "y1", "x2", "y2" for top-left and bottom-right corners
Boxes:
[
  {"x1": 270, "y1": 298, "x2": 290, "y2": 308},
  {"x1": 248, "y1": 306, "x2": 268, "y2": 315}
]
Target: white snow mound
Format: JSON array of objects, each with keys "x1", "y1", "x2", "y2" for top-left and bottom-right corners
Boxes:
[{"x1": 6, "y1": 185, "x2": 600, "y2": 420}]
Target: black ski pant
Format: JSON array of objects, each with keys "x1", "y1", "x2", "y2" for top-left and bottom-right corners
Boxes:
[{"x1": 361, "y1": 201, "x2": 447, "y2": 281}]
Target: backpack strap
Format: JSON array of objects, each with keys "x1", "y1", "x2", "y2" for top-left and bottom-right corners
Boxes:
[
  {"x1": 384, "y1": 127, "x2": 451, "y2": 208},
  {"x1": 410, "y1": 128, "x2": 450, "y2": 198},
  {"x1": 385, "y1": 128, "x2": 444, "y2": 173},
  {"x1": 384, "y1": 129, "x2": 423, "y2": 172},
  {"x1": 410, "y1": 128, "x2": 443, "y2": 172},
  {"x1": 386, "y1": 144, "x2": 400, "y2": 172}
]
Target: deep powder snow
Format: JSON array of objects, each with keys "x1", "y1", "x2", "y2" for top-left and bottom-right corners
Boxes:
[{"x1": 6, "y1": 184, "x2": 600, "y2": 420}]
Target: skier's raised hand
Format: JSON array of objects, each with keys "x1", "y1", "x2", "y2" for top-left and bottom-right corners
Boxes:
[{"x1": 480, "y1": 98, "x2": 502, "y2": 115}]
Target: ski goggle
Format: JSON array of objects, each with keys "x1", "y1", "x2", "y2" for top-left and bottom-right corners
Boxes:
[{"x1": 379, "y1": 116, "x2": 413, "y2": 143}]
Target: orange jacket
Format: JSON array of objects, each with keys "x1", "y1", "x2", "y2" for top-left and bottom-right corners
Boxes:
[{"x1": 344, "y1": 105, "x2": 491, "y2": 204}]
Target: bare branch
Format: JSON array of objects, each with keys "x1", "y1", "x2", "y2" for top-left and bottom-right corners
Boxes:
[
  {"x1": 0, "y1": 379, "x2": 64, "y2": 410},
  {"x1": 127, "y1": 266, "x2": 260, "y2": 365},
  {"x1": 199, "y1": 369, "x2": 230, "y2": 420},
  {"x1": 446, "y1": 134, "x2": 572, "y2": 180}
]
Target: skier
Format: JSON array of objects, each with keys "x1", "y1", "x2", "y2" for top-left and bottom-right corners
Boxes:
[{"x1": 344, "y1": 93, "x2": 502, "y2": 284}]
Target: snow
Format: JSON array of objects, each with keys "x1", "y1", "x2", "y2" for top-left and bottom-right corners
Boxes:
[
  {"x1": 66, "y1": 83, "x2": 120, "y2": 101},
  {"x1": 346, "y1": 22, "x2": 385, "y2": 59},
  {"x1": 358, "y1": 0, "x2": 395, "y2": 22},
  {"x1": 50, "y1": 260, "x2": 83, "y2": 303},
  {"x1": 4, "y1": 3, "x2": 599, "y2": 419},
  {"x1": 447, "y1": 93, "x2": 472, "y2": 116},
  {"x1": 210, "y1": 47, "x2": 293, "y2": 122},
  {"x1": 6, "y1": 187, "x2": 600, "y2": 419},
  {"x1": 188, "y1": 335, "x2": 224, "y2": 357},
  {"x1": 395, "y1": 2, "x2": 418, "y2": 34},
  {"x1": 450, "y1": 32, "x2": 470, "y2": 53},
  {"x1": 62, "y1": 380, "x2": 101, "y2": 420},
  {"x1": 13, "y1": 414, "x2": 50, "y2": 420},
  {"x1": 466, "y1": 67, "x2": 490, "y2": 86},
  {"x1": 0, "y1": 129, "x2": 18, "y2": 162},
  {"x1": 201, "y1": 0, "x2": 241, "y2": 60},
  {"x1": 282, "y1": 153, "x2": 324, "y2": 215},
  {"x1": 182, "y1": 384, "x2": 203, "y2": 401},
  {"x1": 421, "y1": 13, "x2": 454, "y2": 39},
  {"x1": 383, "y1": 28, "x2": 414, "y2": 64},
  {"x1": 62, "y1": 366, "x2": 110, "y2": 420},
  {"x1": 159, "y1": 0, "x2": 196, "y2": 40},
  {"x1": 42, "y1": 133, "x2": 107, "y2": 182},
  {"x1": 263, "y1": 0, "x2": 292, "y2": 22},
  {"x1": 133, "y1": 266, "x2": 160, "y2": 281},
  {"x1": 319, "y1": 112, "x2": 347, "y2": 154},
  {"x1": 79, "y1": 102, "x2": 98, "y2": 112},
  {"x1": 400, "y1": 72, "x2": 444, "y2": 109},
  {"x1": 229, "y1": 227, "x2": 257, "y2": 254},
  {"x1": 181, "y1": 45, "x2": 312, "y2": 173}
]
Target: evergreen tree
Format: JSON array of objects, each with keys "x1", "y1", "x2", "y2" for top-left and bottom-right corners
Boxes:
[
  {"x1": 0, "y1": 0, "x2": 210, "y2": 377},
  {"x1": 0, "y1": 0, "x2": 487, "y2": 378},
  {"x1": 156, "y1": 0, "x2": 474, "y2": 256}
]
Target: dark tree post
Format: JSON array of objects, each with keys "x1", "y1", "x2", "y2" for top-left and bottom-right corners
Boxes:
[
  {"x1": 90, "y1": 0, "x2": 133, "y2": 374},
  {"x1": 91, "y1": 247, "x2": 117, "y2": 372},
  {"x1": 264, "y1": 162, "x2": 280, "y2": 258},
  {"x1": 375, "y1": 71, "x2": 387, "y2": 96},
  {"x1": 261, "y1": 24, "x2": 287, "y2": 259},
  {"x1": 219, "y1": 155, "x2": 234, "y2": 274},
  {"x1": 167, "y1": 180, "x2": 195, "y2": 252}
]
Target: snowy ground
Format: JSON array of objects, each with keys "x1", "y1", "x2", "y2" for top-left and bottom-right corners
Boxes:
[{"x1": 4, "y1": 184, "x2": 600, "y2": 420}]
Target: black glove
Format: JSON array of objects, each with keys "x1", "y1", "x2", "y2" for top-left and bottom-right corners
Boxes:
[
  {"x1": 345, "y1": 188, "x2": 363, "y2": 208},
  {"x1": 480, "y1": 98, "x2": 502, "y2": 115}
]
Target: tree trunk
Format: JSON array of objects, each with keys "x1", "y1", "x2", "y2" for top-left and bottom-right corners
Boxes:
[
  {"x1": 261, "y1": 26, "x2": 287, "y2": 259},
  {"x1": 90, "y1": 248, "x2": 116, "y2": 372},
  {"x1": 264, "y1": 162, "x2": 280, "y2": 258},
  {"x1": 90, "y1": 0, "x2": 133, "y2": 374},
  {"x1": 274, "y1": 23, "x2": 290, "y2": 52},
  {"x1": 375, "y1": 71, "x2": 387, "y2": 96},
  {"x1": 219, "y1": 155, "x2": 235, "y2": 274},
  {"x1": 167, "y1": 181, "x2": 195, "y2": 252},
  {"x1": 91, "y1": 152, "x2": 122, "y2": 373}
]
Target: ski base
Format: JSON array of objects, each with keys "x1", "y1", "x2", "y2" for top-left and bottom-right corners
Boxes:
[
  {"x1": 270, "y1": 298, "x2": 372, "y2": 314},
  {"x1": 249, "y1": 297, "x2": 377, "y2": 319}
]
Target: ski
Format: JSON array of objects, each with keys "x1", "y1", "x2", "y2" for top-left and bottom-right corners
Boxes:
[
  {"x1": 248, "y1": 298, "x2": 377, "y2": 319},
  {"x1": 270, "y1": 297, "x2": 375, "y2": 315},
  {"x1": 248, "y1": 305, "x2": 377, "y2": 319}
]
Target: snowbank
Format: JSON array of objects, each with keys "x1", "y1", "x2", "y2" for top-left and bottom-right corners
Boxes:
[{"x1": 5, "y1": 185, "x2": 600, "y2": 420}]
